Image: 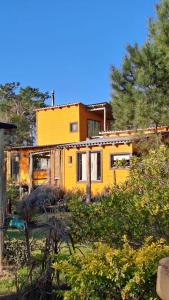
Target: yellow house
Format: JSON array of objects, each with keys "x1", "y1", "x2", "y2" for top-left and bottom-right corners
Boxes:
[{"x1": 6, "y1": 101, "x2": 169, "y2": 196}]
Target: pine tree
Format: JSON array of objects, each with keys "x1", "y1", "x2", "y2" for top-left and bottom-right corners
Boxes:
[{"x1": 112, "y1": 0, "x2": 169, "y2": 130}]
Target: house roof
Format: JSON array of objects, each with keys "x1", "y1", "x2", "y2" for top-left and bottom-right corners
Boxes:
[
  {"x1": 7, "y1": 136, "x2": 136, "y2": 151},
  {"x1": 35, "y1": 101, "x2": 111, "y2": 112},
  {"x1": 35, "y1": 102, "x2": 81, "y2": 112},
  {"x1": 57, "y1": 136, "x2": 135, "y2": 149},
  {"x1": 87, "y1": 102, "x2": 111, "y2": 108}
]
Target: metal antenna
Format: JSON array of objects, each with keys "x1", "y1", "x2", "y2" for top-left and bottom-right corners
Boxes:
[{"x1": 51, "y1": 90, "x2": 55, "y2": 107}]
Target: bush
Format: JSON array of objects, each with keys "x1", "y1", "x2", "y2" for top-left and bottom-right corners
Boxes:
[
  {"x1": 68, "y1": 190, "x2": 147, "y2": 246},
  {"x1": 4, "y1": 237, "x2": 45, "y2": 266},
  {"x1": 53, "y1": 238, "x2": 169, "y2": 300},
  {"x1": 68, "y1": 147, "x2": 169, "y2": 246},
  {"x1": 6, "y1": 180, "x2": 20, "y2": 214}
]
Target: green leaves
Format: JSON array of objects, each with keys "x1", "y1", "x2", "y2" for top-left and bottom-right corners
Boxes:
[
  {"x1": 69, "y1": 147, "x2": 169, "y2": 246},
  {"x1": 53, "y1": 239, "x2": 169, "y2": 299},
  {"x1": 112, "y1": 0, "x2": 169, "y2": 130},
  {"x1": 0, "y1": 82, "x2": 49, "y2": 145}
]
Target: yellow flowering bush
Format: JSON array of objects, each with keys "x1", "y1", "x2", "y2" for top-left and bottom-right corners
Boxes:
[{"x1": 53, "y1": 238, "x2": 169, "y2": 299}]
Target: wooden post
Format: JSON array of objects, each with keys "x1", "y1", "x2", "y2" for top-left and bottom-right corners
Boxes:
[
  {"x1": 104, "y1": 106, "x2": 107, "y2": 132},
  {"x1": 113, "y1": 169, "x2": 116, "y2": 187},
  {"x1": 54, "y1": 150, "x2": 61, "y2": 187},
  {"x1": 50, "y1": 150, "x2": 55, "y2": 186},
  {"x1": 86, "y1": 151, "x2": 91, "y2": 203},
  {"x1": 157, "y1": 257, "x2": 169, "y2": 300},
  {"x1": 0, "y1": 129, "x2": 4, "y2": 275},
  {"x1": 29, "y1": 153, "x2": 33, "y2": 193}
]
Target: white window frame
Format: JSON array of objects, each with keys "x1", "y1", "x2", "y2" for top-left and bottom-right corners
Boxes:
[
  {"x1": 77, "y1": 151, "x2": 102, "y2": 182},
  {"x1": 110, "y1": 153, "x2": 132, "y2": 169}
]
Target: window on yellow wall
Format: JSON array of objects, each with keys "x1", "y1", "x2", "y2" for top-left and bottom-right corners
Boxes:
[
  {"x1": 110, "y1": 153, "x2": 131, "y2": 168},
  {"x1": 87, "y1": 120, "x2": 101, "y2": 137},
  {"x1": 33, "y1": 154, "x2": 50, "y2": 170},
  {"x1": 68, "y1": 156, "x2": 72, "y2": 164},
  {"x1": 77, "y1": 151, "x2": 101, "y2": 181},
  {"x1": 70, "y1": 122, "x2": 78, "y2": 132}
]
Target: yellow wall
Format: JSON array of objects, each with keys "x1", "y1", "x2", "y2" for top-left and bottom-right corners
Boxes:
[
  {"x1": 36, "y1": 104, "x2": 80, "y2": 145},
  {"x1": 63, "y1": 143, "x2": 132, "y2": 195},
  {"x1": 7, "y1": 143, "x2": 132, "y2": 195},
  {"x1": 36, "y1": 103, "x2": 105, "y2": 146}
]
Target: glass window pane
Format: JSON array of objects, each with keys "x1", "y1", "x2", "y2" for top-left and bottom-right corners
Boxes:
[
  {"x1": 110, "y1": 154, "x2": 131, "y2": 168},
  {"x1": 88, "y1": 120, "x2": 101, "y2": 137},
  {"x1": 70, "y1": 122, "x2": 78, "y2": 132},
  {"x1": 77, "y1": 152, "x2": 101, "y2": 181}
]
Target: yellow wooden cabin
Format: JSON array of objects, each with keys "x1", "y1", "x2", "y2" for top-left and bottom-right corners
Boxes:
[{"x1": 6, "y1": 101, "x2": 169, "y2": 196}]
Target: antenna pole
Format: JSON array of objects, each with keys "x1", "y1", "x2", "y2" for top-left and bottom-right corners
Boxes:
[{"x1": 51, "y1": 90, "x2": 55, "y2": 106}]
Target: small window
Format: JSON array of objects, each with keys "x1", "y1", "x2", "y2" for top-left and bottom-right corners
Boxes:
[
  {"x1": 68, "y1": 156, "x2": 72, "y2": 164},
  {"x1": 77, "y1": 151, "x2": 101, "y2": 181},
  {"x1": 110, "y1": 153, "x2": 131, "y2": 168},
  {"x1": 11, "y1": 153, "x2": 19, "y2": 180},
  {"x1": 70, "y1": 122, "x2": 78, "y2": 132},
  {"x1": 88, "y1": 120, "x2": 101, "y2": 137}
]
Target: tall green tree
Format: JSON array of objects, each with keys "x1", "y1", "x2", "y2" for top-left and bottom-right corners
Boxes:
[
  {"x1": 112, "y1": 0, "x2": 169, "y2": 129},
  {"x1": 0, "y1": 82, "x2": 49, "y2": 145}
]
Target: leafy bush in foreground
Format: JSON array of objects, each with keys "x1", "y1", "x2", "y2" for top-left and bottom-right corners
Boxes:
[
  {"x1": 53, "y1": 238, "x2": 169, "y2": 300},
  {"x1": 69, "y1": 147, "x2": 169, "y2": 246}
]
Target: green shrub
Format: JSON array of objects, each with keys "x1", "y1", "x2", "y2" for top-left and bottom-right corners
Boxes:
[
  {"x1": 53, "y1": 238, "x2": 169, "y2": 300},
  {"x1": 6, "y1": 179, "x2": 20, "y2": 213},
  {"x1": 4, "y1": 237, "x2": 45, "y2": 266},
  {"x1": 69, "y1": 147, "x2": 169, "y2": 246}
]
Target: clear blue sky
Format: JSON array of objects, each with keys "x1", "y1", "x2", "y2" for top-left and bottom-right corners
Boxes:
[{"x1": 0, "y1": 0, "x2": 159, "y2": 105}]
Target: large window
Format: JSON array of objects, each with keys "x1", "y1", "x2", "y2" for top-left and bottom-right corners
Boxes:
[
  {"x1": 88, "y1": 120, "x2": 101, "y2": 137},
  {"x1": 110, "y1": 153, "x2": 131, "y2": 168},
  {"x1": 77, "y1": 151, "x2": 101, "y2": 181},
  {"x1": 33, "y1": 154, "x2": 50, "y2": 171}
]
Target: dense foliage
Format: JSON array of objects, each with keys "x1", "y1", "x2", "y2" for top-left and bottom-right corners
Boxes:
[
  {"x1": 6, "y1": 180, "x2": 20, "y2": 214},
  {"x1": 112, "y1": 0, "x2": 169, "y2": 129},
  {"x1": 0, "y1": 82, "x2": 49, "y2": 145},
  {"x1": 69, "y1": 146, "x2": 169, "y2": 246},
  {"x1": 4, "y1": 146, "x2": 169, "y2": 299},
  {"x1": 53, "y1": 239, "x2": 169, "y2": 300}
]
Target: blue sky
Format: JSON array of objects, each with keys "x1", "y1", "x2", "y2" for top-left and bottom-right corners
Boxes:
[{"x1": 0, "y1": 0, "x2": 159, "y2": 105}]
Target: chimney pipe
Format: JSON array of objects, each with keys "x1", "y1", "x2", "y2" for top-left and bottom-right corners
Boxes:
[{"x1": 51, "y1": 90, "x2": 55, "y2": 106}]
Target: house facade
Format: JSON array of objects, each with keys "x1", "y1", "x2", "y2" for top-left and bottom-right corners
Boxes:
[{"x1": 6, "y1": 101, "x2": 169, "y2": 195}]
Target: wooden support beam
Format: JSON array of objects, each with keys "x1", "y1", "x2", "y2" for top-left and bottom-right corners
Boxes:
[
  {"x1": 113, "y1": 169, "x2": 116, "y2": 187},
  {"x1": 104, "y1": 106, "x2": 107, "y2": 132},
  {"x1": 86, "y1": 151, "x2": 91, "y2": 204},
  {"x1": 55, "y1": 150, "x2": 61, "y2": 187},
  {"x1": 29, "y1": 153, "x2": 33, "y2": 193},
  {"x1": 89, "y1": 107, "x2": 104, "y2": 112},
  {"x1": 50, "y1": 150, "x2": 55, "y2": 186}
]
